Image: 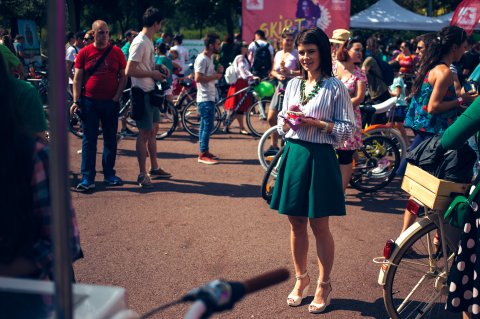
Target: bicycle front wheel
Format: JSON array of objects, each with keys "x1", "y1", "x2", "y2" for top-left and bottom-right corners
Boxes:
[
  {"x1": 261, "y1": 146, "x2": 284, "y2": 202},
  {"x1": 350, "y1": 135, "x2": 400, "y2": 193},
  {"x1": 383, "y1": 222, "x2": 457, "y2": 319},
  {"x1": 181, "y1": 101, "x2": 222, "y2": 137},
  {"x1": 258, "y1": 126, "x2": 281, "y2": 172},
  {"x1": 246, "y1": 99, "x2": 270, "y2": 137},
  {"x1": 156, "y1": 100, "x2": 178, "y2": 140}
]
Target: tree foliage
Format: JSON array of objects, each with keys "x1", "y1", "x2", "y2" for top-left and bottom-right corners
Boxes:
[{"x1": 0, "y1": 0, "x2": 467, "y2": 38}]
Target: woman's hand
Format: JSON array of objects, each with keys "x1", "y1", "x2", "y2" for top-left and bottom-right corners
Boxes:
[{"x1": 461, "y1": 91, "x2": 479, "y2": 105}]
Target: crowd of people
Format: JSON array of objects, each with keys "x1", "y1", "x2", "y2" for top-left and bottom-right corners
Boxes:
[{"x1": 2, "y1": 7, "x2": 480, "y2": 317}]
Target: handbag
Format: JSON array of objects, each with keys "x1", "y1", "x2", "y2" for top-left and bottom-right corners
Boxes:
[
  {"x1": 444, "y1": 185, "x2": 478, "y2": 228},
  {"x1": 149, "y1": 83, "x2": 165, "y2": 109}
]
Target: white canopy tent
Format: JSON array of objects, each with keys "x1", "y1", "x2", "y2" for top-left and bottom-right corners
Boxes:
[{"x1": 350, "y1": 0, "x2": 467, "y2": 31}]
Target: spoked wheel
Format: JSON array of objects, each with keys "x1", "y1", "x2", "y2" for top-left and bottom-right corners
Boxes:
[
  {"x1": 258, "y1": 126, "x2": 282, "y2": 172},
  {"x1": 366, "y1": 128, "x2": 408, "y2": 160},
  {"x1": 383, "y1": 222, "x2": 457, "y2": 319},
  {"x1": 181, "y1": 100, "x2": 222, "y2": 137},
  {"x1": 246, "y1": 99, "x2": 270, "y2": 137},
  {"x1": 349, "y1": 135, "x2": 400, "y2": 193},
  {"x1": 261, "y1": 146, "x2": 284, "y2": 203},
  {"x1": 156, "y1": 100, "x2": 178, "y2": 140}
]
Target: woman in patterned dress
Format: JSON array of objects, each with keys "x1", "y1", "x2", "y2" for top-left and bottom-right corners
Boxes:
[
  {"x1": 270, "y1": 27, "x2": 354, "y2": 314},
  {"x1": 333, "y1": 38, "x2": 367, "y2": 191}
]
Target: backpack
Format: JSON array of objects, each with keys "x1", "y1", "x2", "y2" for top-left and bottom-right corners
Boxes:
[
  {"x1": 224, "y1": 63, "x2": 238, "y2": 85},
  {"x1": 252, "y1": 41, "x2": 272, "y2": 77},
  {"x1": 373, "y1": 56, "x2": 394, "y2": 86}
]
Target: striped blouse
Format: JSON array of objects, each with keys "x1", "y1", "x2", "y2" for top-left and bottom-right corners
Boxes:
[{"x1": 277, "y1": 76, "x2": 355, "y2": 145}]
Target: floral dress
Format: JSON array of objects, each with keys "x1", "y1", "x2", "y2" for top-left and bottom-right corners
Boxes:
[
  {"x1": 334, "y1": 64, "x2": 367, "y2": 150},
  {"x1": 404, "y1": 71, "x2": 457, "y2": 134}
]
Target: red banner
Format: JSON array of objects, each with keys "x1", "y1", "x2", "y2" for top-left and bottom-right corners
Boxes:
[
  {"x1": 242, "y1": 0, "x2": 351, "y2": 48},
  {"x1": 450, "y1": 0, "x2": 480, "y2": 35}
]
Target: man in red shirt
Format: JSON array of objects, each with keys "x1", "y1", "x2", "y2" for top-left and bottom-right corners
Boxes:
[{"x1": 71, "y1": 20, "x2": 127, "y2": 191}]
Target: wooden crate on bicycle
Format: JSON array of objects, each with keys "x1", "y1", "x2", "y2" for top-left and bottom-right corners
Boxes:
[{"x1": 401, "y1": 163, "x2": 470, "y2": 210}]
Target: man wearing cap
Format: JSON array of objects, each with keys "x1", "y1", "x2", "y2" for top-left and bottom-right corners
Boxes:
[
  {"x1": 329, "y1": 29, "x2": 350, "y2": 62},
  {"x1": 121, "y1": 30, "x2": 137, "y2": 61}
]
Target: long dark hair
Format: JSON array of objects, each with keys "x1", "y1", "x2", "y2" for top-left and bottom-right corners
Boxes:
[
  {"x1": 0, "y1": 54, "x2": 35, "y2": 262},
  {"x1": 412, "y1": 26, "x2": 467, "y2": 95},
  {"x1": 295, "y1": 27, "x2": 333, "y2": 79}
]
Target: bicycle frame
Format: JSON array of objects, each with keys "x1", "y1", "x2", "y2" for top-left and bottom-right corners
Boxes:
[{"x1": 218, "y1": 84, "x2": 262, "y2": 127}]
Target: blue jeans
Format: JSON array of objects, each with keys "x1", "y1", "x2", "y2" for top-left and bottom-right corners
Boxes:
[
  {"x1": 80, "y1": 97, "x2": 120, "y2": 181},
  {"x1": 198, "y1": 101, "x2": 215, "y2": 153}
]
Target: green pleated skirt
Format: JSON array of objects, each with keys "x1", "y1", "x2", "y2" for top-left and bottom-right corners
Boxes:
[{"x1": 269, "y1": 139, "x2": 346, "y2": 218}]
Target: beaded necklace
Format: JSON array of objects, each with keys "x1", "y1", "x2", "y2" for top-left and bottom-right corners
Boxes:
[{"x1": 300, "y1": 78, "x2": 324, "y2": 105}]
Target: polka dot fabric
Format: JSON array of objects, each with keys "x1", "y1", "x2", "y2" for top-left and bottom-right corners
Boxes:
[{"x1": 446, "y1": 212, "x2": 480, "y2": 317}]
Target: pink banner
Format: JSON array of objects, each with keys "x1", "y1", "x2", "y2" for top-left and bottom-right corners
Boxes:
[
  {"x1": 450, "y1": 0, "x2": 480, "y2": 36},
  {"x1": 242, "y1": 0, "x2": 350, "y2": 47}
]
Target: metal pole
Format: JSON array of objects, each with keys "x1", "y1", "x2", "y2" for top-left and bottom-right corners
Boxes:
[
  {"x1": 48, "y1": 0, "x2": 73, "y2": 317},
  {"x1": 427, "y1": 0, "x2": 433, "y2": 16}
]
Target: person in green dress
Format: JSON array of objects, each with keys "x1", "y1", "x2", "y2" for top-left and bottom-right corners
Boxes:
[{"x1": 270, "y1": 27, "x2": 354, "y2": 314}]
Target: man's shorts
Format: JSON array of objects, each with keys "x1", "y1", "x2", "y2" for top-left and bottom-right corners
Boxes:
[{"x1": 131, "y1": 87, "x2": 160, "y2": 131}]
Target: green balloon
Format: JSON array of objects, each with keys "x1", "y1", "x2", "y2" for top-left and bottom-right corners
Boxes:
[{"x1": 254, "y1": 81, "x2": 275, "y2": 98}]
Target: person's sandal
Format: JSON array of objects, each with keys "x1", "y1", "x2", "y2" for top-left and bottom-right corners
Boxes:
[
  {"x1": 308, "y1": 279, "x2": 332, "y2": 313},
  {"x1": 287, "y1": 272, "x2": 310, "y2": 307}
]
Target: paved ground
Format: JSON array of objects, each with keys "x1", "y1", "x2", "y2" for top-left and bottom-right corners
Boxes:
[{"x1": 70, "y1": 128, "x2": 411, "y2": 318}]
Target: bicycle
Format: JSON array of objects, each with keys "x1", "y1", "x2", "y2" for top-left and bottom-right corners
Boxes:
[
  {"x1": 360, "y1": 96, "x2": 408, "y2": 160},
  {"x1": 181, "y1": 79, "x2": 271, "y2": 138},
  {"x1": 349, "y1": 134, "x2": 401, "y2": 193},
  {"x1": 373, "y1": 165, "x2": 470, "y2": 319},
  {"x1": 69, "y1": 84, "x2": 178, "y2": 140}
]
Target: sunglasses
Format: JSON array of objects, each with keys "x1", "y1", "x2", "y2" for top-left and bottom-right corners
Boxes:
[
  {"x1": 416, "y1": 46, "x2": 424, "y2": 50},
  {"x1": 84, "y1": 37, "x2": 94, "y2": 41}
]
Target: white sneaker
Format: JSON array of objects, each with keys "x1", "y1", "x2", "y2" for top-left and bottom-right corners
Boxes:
[
  {"x1": 137, "y1": 174, "x2": 153, "y2": 188},
  {"x1": 372, "y1": 158, "x2": 390, "y2": 176}
]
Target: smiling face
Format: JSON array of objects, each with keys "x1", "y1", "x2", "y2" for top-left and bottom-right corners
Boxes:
[
  {"x1": 282, "y1": 35, "x2": 294, "y2": 51},
  {"x1": 297, "y1": 43, "x2": 320, "y2": 73}
]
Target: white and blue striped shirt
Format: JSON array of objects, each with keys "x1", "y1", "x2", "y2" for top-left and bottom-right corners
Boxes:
[{"x1": 277, "y1": 76, "x2": 355, "y2": 146}]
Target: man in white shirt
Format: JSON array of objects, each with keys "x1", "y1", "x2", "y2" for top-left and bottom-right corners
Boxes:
[
  {"x1": 194, "y1": 33, "x2": 223, "y2": 164},
  {"x1": 66, "y1": 31, "x2": 84, "y2": 99},
  {"x1": 126, "y1": 7, "x2": 171, "y2": 188}
]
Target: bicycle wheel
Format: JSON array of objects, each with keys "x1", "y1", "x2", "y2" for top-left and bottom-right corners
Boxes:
[
  {"x1": 367, "y1": 128, "x2": 407, "y2": 160},
  {"x1": 181, "y1": 100, "x2": 222, "y2": 137},
  {"x1": 258, "y1": 126, "x2": 282, "y2": 171},
  {"x1": 246, "y1": 99, "x2": 270, "y2": 137},
  {"x1": 383, "y1": 222, "x2": 457, "y2": 319},
  {"x1": 156, "y1": 100, "x2": 178, "y2": 140},
  {"x1": 261, "y1": 146, "x2": 284, "y2": 202},
  {"x1": 350, "y1": 135, "x2": 400, "y2": 193},
  {"x1": 69, "y1": 111, "x2": 84, "y2": 138}
]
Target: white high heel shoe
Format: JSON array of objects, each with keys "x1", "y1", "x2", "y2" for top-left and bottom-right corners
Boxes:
[
  {"x1": 287, "y1": 272, "x2": 310, "y2": 307},
  {"x1": 308, "y1": 279, "x2": 332, "y2": 313}
]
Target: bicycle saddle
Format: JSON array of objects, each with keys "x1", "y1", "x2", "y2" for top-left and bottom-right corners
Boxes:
[{"x1": 371, "y1": 97, "x2": 398, "y2": 114}]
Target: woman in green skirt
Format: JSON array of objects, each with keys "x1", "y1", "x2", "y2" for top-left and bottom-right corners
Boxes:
[{"x1": 270, "y1": 27, "x2": 355, "y2": 314}]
